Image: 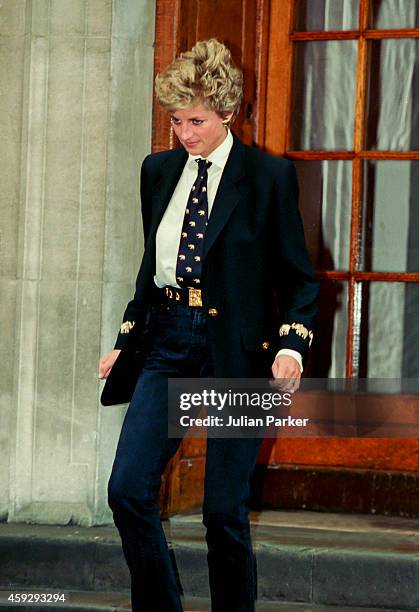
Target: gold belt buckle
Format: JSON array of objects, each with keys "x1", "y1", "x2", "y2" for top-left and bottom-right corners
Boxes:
[{"x1": 188, "y1": 288, "x2": 202, "y2": 307}]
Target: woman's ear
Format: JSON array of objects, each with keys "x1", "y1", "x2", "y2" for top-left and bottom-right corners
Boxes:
[{"x1": 222, "y1": 111, "x2": 234, "y2": 125}]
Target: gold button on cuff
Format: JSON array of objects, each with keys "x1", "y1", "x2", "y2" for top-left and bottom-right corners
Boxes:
[
  {"x1": 208, "y1": 308, "x2": 218, "y2": 317},
  {"x1": 262, "y1": 341, "x2": 270, "y2": 350}
]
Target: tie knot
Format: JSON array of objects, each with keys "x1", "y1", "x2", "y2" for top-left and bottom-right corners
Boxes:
[{"x1": 196, "y1": 158, "x2": 212, "y2": 172}]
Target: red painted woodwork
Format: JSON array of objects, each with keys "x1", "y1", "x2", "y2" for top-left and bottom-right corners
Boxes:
[{"x1": 152, "y1": 0, "x2": 419, "y2": 517}]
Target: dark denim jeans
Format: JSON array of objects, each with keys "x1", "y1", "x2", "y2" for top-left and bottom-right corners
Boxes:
[{"x1": 108, "y1": 303, "x2": 262, "y2": 612}]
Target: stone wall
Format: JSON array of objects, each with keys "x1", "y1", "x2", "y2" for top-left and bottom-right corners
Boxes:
[{"x1": 0, "y1": 0, "x2": 155, "y2": 525}]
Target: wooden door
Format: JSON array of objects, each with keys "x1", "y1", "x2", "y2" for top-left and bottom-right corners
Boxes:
[{"x1": 154, "y1": 0, "x2": 419, "y2": 517}]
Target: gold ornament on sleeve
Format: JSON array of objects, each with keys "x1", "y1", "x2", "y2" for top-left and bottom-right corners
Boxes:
[
  {"x1": 279, "y1": 322, "x2": 313, "y2": 346},
  {"x1": 120, "y1": 321, "x2": 135, "y2": 334}
]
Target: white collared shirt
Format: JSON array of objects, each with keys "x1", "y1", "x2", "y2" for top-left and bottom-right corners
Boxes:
[
  {"x1": 153, "y1": 130, "x2": 303, "y2": 371},
  {"x1": 154, "y1": 129, "x2": 233, "y2": 289}
]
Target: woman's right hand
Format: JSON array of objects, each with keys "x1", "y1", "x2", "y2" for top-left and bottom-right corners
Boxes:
[{"x1": 98, "y1": 349, "x2": 121, "y2": 379}]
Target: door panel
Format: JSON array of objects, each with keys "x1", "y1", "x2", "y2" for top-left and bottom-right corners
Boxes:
[{"x1": 153, "y1": 0, "x2": 419, "y2": 517}]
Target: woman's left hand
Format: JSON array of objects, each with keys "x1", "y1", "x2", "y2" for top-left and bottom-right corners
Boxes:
[{"x1": 271, "y1": 355, "x2": 301, "y2": 393}]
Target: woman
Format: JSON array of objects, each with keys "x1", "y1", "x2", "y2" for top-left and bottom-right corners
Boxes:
[{"x1": 99, "y1": 39, "x2": 319, "y2": 612}]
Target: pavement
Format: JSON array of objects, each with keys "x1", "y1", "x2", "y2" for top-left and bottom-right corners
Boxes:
[{"x1": 0, "y1": 509, "x2": 417, "y2": 611}]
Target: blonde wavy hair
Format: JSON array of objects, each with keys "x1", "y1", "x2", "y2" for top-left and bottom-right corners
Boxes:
[{"x1": 155, "y1": 39, "x2": 243, "y2": 121}]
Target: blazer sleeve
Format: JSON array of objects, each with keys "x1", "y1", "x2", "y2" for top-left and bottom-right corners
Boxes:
[
  {"x1": 271, "y1": 159, "x2": 320, "y2": 360},
  {"x1": 113, "y1": 155, "x2": 153, "y2": 350}
]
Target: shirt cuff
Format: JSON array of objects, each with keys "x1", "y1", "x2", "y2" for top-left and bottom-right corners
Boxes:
[{"x1": 275, "y1": 349, "x2": 303, "y2": 373}]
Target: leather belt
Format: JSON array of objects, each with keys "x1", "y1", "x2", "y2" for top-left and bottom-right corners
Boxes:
[{"x1": 153, "y1": 286, "x2": 203, "y2": 307}]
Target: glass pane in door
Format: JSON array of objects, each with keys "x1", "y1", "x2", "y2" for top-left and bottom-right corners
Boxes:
[
  {"x1": 309, "y1": 279, "x2": 348, "y2": 378},
  {"x1": 295, "y1": 160, "x2": 352, "y2": 270},
  {"x1": 371, "y1": 0, "x2": 419, "y2": 29},
  {"x1": 366, "y1": 39, "x2": 419, "y2": 151},
  {"x1": 360, "y1": 161, "x2": 419, "y2": 272},
  {"x1": 295, "y1": 0, "x2": 359, "y2": 31},
  {"x1": 292, "y1": 41, "x2": 357, "y2": 150},
  {"x1": 361, "y1": 282, "x2": 419, "y2": 378}
]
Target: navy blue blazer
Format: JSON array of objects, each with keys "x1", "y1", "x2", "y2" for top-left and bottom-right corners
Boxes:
[{"x1": 101, "y1": 135, "x2": 319, "y2": 405}]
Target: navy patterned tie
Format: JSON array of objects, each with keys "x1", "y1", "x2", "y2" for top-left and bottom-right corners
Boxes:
[{"x1": 176, "y1": 158, "x2": 212, "y2": 288}]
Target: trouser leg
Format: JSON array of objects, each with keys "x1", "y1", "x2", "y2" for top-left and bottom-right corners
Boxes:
[
  {"x1": 108, "y1": 367, "x2": 184, "y2": 612},
  {"x1": 203, "y1": 437, "x2": 263, "y2": 612},
  {"x1": 107, "y1": 303, "x2": 211, "y2": 612}
]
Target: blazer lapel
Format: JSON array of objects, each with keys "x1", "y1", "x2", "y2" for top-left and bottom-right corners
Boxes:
[
  {"x1": 203, "y1": 136, "x2": 245, "y2": 261},
  {"x1": 149, "y1": 148, "x2": 188, "y2": 237},
  {"x1": 146, "y1": 137, "x2": 246, "y2": 262}
]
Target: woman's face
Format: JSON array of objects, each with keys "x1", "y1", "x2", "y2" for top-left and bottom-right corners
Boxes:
[{"x1": 170, "y1": 102, "x2": 233, "y2": 158}]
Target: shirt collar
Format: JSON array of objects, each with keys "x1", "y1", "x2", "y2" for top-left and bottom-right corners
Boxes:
[{"x1": 187, "y1": 129, "x2": 233, "y2": 171}]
